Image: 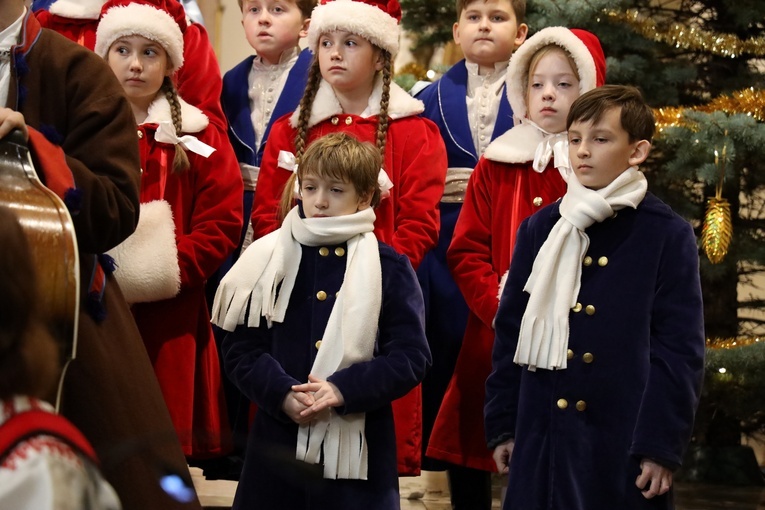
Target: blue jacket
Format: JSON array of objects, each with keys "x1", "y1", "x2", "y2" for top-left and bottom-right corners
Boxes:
[
  {"x1": 221, "y1": 48, "x2": 313, "y2": 167},
  {"x1": 223, "y1": 241, "x2": 431, "y2": 509},
  {"x1": 486, "y1": 193, "x2": 705, "y2": 510},
  {"x1": 415, "y1": 59, "x2": 514, "y2": 169}
]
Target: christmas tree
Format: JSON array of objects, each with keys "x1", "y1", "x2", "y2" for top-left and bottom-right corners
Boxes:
[{"x1": 401, "y1": 0, "x2": 765, "y2": 477}]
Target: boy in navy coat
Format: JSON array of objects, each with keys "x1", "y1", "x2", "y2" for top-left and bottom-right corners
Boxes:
[
  {"x1": 414, "y1": 0, "x2": 527, "y2": 507},
  {"x1": 486, "y1": 85, "x2": 705, "y2": 509}
]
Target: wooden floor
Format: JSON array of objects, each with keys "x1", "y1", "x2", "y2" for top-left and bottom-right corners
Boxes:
[{"x1": 192, "y1": 468, "x2": 765, "y2": 509}]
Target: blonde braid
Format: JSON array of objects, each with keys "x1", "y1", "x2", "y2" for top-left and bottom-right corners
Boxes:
[
  {"x1": 294, "y1": 59, "x2": 322, "y2": 166},
  {"x1": 375, "y1": 51, "x2": 392, "y2": 163},
  {"x1": 163, "y1": 77, "x2": 190, "y2": 173}
]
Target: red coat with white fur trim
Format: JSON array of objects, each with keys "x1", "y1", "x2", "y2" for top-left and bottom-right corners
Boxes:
[
  {"x1": 129, "y1": 95, "x2": 243, "y2": 457},
  {"x1": 426, "y1": 125, "x2": 566, "y2": 471},
  {"x1": 250, "y1": 77, "x2": 447, "y2": 475},
  {"x1": 35, "y1": 0, "x2": 228, "y2": 132}
]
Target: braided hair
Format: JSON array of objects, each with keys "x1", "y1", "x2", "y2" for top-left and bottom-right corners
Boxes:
[{"x1": 162, "y1": 77, "x2": 190, "y2": 173}]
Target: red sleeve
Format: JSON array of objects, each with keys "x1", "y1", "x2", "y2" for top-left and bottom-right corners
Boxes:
[
  {"x1": 175, "y1": 24, "x2": 227, "y2": 134},
  {"x1": 387, "y1": 118, "x2": 446, "y2": 270},
  {"x1": 447, "y1": 158, "x2": 500, "y2": 328},
  {"x1": 176, "y1": 127, "x2": 244, "y2": 288},
  {"x1": 249, "y1": 116, "x2": 295, "y2": 240}
]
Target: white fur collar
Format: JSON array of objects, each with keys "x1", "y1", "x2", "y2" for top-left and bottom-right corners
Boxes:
[
  {"x1": 483, "y1": 122, "x2": 547, "y2": 164},
  {"x1": 290, "y1": 75, "x2": 424, "y2": 128},
  {"x1": 143, "y1": 94, "x2": 209, "y2": 134},
  {"x1": 49, "y1": 0, "x2": 105, "y2": 20}
]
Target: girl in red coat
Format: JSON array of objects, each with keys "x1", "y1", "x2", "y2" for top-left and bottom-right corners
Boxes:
[
  {"x1": 426, "y1": 27, "x2": 607, "y2": 476},
  {"x1": 95, "y1": 0, "x2": 244, "y2": 459},
  {"x1": 240, "y1": 0, "x2": 447, "y2": 475}
]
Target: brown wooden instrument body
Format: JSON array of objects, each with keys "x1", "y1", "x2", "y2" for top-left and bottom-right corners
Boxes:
[{"x1": 0, "y1": 131, "x2": 79, "y2": 363}]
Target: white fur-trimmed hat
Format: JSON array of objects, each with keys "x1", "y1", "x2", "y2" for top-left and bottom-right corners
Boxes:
[
  {"x1": 506, "y1": 27, "x2": 606, "y2": 120},
  {"x1": 306, "y1": 0, "x2": 402, "y2": 56},
  {"x1": 95, "y1": 1, "x2": 185, "y2": 71}
]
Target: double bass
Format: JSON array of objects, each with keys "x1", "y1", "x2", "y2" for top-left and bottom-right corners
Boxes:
[{"x1": 0, "y1": 129, "x2": 79, "y2": 409}]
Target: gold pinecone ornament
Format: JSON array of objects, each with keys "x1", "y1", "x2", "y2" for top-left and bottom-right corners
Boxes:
[
  {"x1": 701, "y1": 143, "x2": 732, "y2": 264},
  {"x1": 701, "y1": 196, "x2": 732, "y2": 264}
]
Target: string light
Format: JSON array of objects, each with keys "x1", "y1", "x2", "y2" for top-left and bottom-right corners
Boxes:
[{"x1": 706, "y1": 336, "x2": 763, "y2": 349}]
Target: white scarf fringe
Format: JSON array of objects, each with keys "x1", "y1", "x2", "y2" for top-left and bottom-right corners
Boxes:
[
  {"x1": 211, "y1": 207, "x2": 380, "y2": 479},
  {"x1": 514, "y1": 167, "x2": 647, "y2": 371}
]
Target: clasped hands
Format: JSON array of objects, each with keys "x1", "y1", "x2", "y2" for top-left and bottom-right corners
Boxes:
[{"x1": 282, "y1": 374, "x2": 345, "y2": 425}]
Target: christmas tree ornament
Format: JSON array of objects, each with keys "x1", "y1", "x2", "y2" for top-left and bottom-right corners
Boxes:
[{"x1": 701, "y1": 144, "x2": 733, "y2": 264}]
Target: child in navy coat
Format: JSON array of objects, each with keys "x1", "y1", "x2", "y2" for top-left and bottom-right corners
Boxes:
[
  {"x1": 485, "y1": 85, "x2": 705, "y2": 509},
  {"x1": 213, "y1": 132, "x2": 431, "y2": 509}
]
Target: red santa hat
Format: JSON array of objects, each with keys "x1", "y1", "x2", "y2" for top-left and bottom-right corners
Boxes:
[
  {"x1": 306, "y1": 0, "x2": 402, "y2": 56},
  {"x1": 506, "y1": 27, "x2": 607, "y2": 121},
  {"x1": 94, "y1": 0, "x2": 186, "y2": 71}
]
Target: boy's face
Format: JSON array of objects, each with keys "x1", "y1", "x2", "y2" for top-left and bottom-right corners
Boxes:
[
  {"x1": 299, "y1": 173, "x2": 372, "y2": 218},
  {"x1": 242, "y1": 0, "x2": 309, "y2": 66},
  {"x1": 527, "y1": 48, "x2": 579, "y2": 134},
  {"x1": 567, "y1": 107, "x2": 651, "y2": 190},
  {"x1": 453, "y1": 0, "x2": 527, "y2": 70}
]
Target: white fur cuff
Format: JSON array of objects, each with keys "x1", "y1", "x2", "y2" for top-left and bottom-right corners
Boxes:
[{"x1": 107, "y1": 200, "x2": 180, "y2": 304}]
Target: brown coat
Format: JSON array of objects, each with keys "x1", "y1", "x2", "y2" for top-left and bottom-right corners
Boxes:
[{"x1": 8, "y1": 11, "x2": 201, "y2": 510}]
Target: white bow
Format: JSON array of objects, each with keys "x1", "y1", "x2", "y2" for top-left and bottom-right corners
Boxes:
[
  {"x1": 532, "y1": 132, "x2": 570, "y2": 173},
  {"x1": 155, "y1": 121, "x2": 216, "y2": 158}
]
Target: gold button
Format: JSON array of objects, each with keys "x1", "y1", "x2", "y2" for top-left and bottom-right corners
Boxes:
[
  {"x1": 315, "y1": 340, "x2": 322, "y2": 349},
  {"x1": 576, "y1": 400, "x2": 587, "y2": 412},
  {"x1": 582, "y1": 352, "x2": 594, "y2": 363},
  {"x1": 331, "y1": 116, "x2": 339, "y2": 125},
  {"x1": 334, "y1": 247, "x2": 345, "y2": 257},
  {"x1": 316, "y1": 291, "x2": 327, "y2": 301},
  {"x1": 585, "y1": 305, "x2": 596, "y2": 315},
  {"x1": 598, "y1": 256, "x2": 608, "y2": 267},
  {"x1": 557, "y1": 398, "x2": 568, "y2": 410},
  {"x1": 319, "y1": 247, "x2": 329, "y2": 256},
  {"x1": 583, "y1": 256, "x2": 593, "y2": 266},
  {"x1": 345, "y1": 116, "x2": 353, "y2": 125},
  {"x1": 567, "y1": 349, "x2": 574, "y2": 360},
  {"x1": 533, "y1": 196, "x2": 543, "y2": 207},
  {"x1": 572, "y1": 303, "x2": 582, "y2": 313},
  {"x1": 137, "y1": 130, "x2": 144, "y2": 139}
]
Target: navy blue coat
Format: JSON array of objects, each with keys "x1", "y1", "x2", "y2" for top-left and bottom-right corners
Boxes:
[
  {"x1": 415, "y1": 60, "x2": 515, "y2": 468},
  {"x1": 223, "y1": 242, "x2": 431, "y2": 510},
  {"x1": 485, "y1": 193, "x2": 705, "y2": 510}
]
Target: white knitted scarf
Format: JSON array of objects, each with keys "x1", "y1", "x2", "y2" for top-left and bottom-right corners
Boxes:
[
  {"x1": 514, "y1": 167, "x2": 647, "y2": 371},
  {"x1": 211, "y1": 207, "x2": 380, "y2": 479}
]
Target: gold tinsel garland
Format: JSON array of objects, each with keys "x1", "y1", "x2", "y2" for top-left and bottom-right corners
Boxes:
[
  {"x1": 652, "y1": 88, "x2": 765, "y2": 132},
  {"x1": 706, "y1": 336, "x2": 763, "y2": 349},
  {"x1": 604, "y1": 9, "x2": 765, "y2": 58}
]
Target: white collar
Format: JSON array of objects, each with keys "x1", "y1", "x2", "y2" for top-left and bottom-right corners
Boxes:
[
  {"x1": 253, "y1": 46, "x2": 300, "y2": 69},
  {"x1": 289, "y1": 74, "x2": 424, "y2": 128},
  {"x1": 464, "y1": 59, "x2": 509, "y2": 77},
  {"x1": 0, "y1": 7, "x2": 25, "y2": 52},
  {"x1": 143, "y1": 93, "x2": 209, "y2": 134}
]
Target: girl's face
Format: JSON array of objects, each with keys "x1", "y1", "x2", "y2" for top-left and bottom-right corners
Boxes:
[
  {"x1": 526, "y1": 48, "x2": 580, "y2": 134},
  {"x1": 317, "y1": 30, "x2": 382, "y2": 96},
  {"x1": 299, "y1": 172, "x2": 372, "y2": 218},
  {"x1": 107, "y1": 35, "x2": 171, "y2": 112}
]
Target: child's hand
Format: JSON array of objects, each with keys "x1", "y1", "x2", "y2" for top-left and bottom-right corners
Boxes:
[
  {"x1": 0, "y1": 108, "x2": 28, "y2": 141},
  {"x1": 282, "y1": 390, "x2": 315, "y2": 424},
  {"x1": 291, "y1": 374, "x2": 345, "y2": 419},
  {"x1": 635, "y1": 458, "x2": 672, "y2": 499},
  {"x1": 492, "y1": 439, "x2": 515, "y2": 475}
]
